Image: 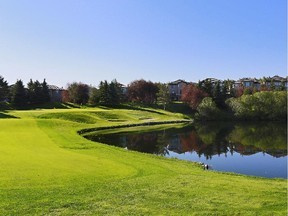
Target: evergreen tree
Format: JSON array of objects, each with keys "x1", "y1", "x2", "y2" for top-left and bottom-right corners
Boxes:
[
  {"x1": 280, "y1": 81, "x2": 286, "y2": 91},
  {"x1": 27, "y1": 79, "x2": 34, "y2": 104},
  {"x1": 11, "y1": 80, "x2": 27, "y2": 107},
  {"x1": 0, "y1": 75, "x2": 9, "y2": 101},
  {"x1": 199, "y1": 79, "x2": 213, "y2": 96},
  {"x1": 89, "y1": 87, "x2": 100, "y2": 105},
  {"x1": 109, "y1": 79, "x2": 121, "y2": 105},
  {"x1": 156, "y1": 83, "x2": 171, "y2": 110},
  {"x1": 27, "y1": 79, "x2": 42, "y2": 104},
  {"x1": 41, "y1": 79, "x2": 50, "y2": 103},
  {"x1": 99, "y1": 81, "x2": 110, "y2": 105},
  {"x1": 212, "y1": 81, "x2": 221, "y2": 106},
  {"x1": 270, "y1": 81, "x2": 275, "y2": 91}
]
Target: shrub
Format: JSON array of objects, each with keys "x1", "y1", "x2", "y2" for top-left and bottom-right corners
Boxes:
[
  {"x1": 226, "y1": 91, "x2": 287, "y2": 120},
  {"x1": 196, "y1": 97, "x2": 221, "y2": 120}
]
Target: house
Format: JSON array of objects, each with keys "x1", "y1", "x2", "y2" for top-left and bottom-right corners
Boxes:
[
  {"x1": 168, "y1": 79, "x2": 189, "y2": 100},
  {"x1": 233, "y1": 81, "x2": 242, "y2": 89},
  {"x1": 263, "y1": 75, "x2": 287, "y2": 90},
  {"x1": 233, "y1": 78, "x2": 261, "y2": 90},
  {"x1": 48, "y1": 85, "x2": 65, "y2": 102}
]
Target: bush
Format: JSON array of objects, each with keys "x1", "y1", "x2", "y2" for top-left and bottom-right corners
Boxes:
[
  {"x1": 196, "y1": 97, "x2": 221, "y2": 120},
  {"x1": 226, "y1": 91, "x2": 287, "y2": 120}
]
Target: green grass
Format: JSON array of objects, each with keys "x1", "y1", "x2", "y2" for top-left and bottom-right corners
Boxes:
[{"x1": 0, "y1": 106, "x2": 287, "y2": 215}]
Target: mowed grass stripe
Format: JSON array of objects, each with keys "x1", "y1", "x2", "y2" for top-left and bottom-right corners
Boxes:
[{"x1": 0, "y1": 119, "x2": 136, "y2": 188}]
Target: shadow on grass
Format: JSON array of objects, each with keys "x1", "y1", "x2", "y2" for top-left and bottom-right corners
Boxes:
[
  {"x1": 112, "y1": 103, "x2": 166, "y2": 115},
  {"x1": 4, "y1": 102, "x2": 77, "y2": 110},
  {"x1": 0, "y1": 112, "x2": 19, "y2": 119}
]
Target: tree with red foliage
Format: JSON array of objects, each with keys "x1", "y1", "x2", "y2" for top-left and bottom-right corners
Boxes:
[
  {"x1": 181, "y1": 83, "x2": 208, "y2": 109},
  {"x1": 235, "y1": 86, "x2": 244, "y2": 97},
  {"x1": 127, "y1": 79, "x2": 159, "y2": 104},
  {"x1": 61, "y1": 90, "x2": 70, "y2": 103}
]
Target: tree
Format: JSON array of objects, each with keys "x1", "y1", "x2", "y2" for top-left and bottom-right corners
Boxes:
[
  {"x1": 89, "y1": 87, "x2": 100, "y2": 105},
  {"x1": 67, "y1": 82, "x2": 89, "y2": 104},
  {"x1": 181, "y1": 83, "x2": 208, "y2": 109},
  {"x1": 127, "y1": 79, "x2": 159, "y2": 104},
  {"x1": 156, "y1": 83, "x2": 171, "y2": 110},
  {"x1": 11, "y1": 80, "x2": 27, "y2": 107},
  {"x1": 98, "y1": 80, "x2": 110, "y2": 105},
  {"x1": 226, "y1": 91, "x2": 287, "y2": 120},
  {"x1": 0, "y1": 75, "x2": 9, "y2": 101},
  {"x1": 41, "y1": 79, "x2": 50, "y2": 103},
  {"x1": 212, "y1": 81, "x2": 222, "y2": 107},
  {"x1": 109, "y1": 79, "x2": 121, "y2": 105},
  {"x1": 196, "y1": 97, "x2": 221, "y2": 120},
  {"x1": 270, "y1": 81, "x2": 275, "y2": 91},
  {"x1": 280, "y1": 81, "x2": 286, "y2": 91},
  {"x1": 198, "y1": 79, "x2": 213, "y2": 96},
  {"x1": 97, "y1": 79, "x2": 123, "y2": 106},
  {"x1": 223, "y1": 79, "x2": 234, "y2": 98},
  {"x1": 243, "y1": 87, "x2": 253, "y2": 95},
  {"x1": 27, "y1": 79, "x2": 42, "y2": 104},
  {"x1": 235, "y1": 86, "x2": 244, "y2": 97}
]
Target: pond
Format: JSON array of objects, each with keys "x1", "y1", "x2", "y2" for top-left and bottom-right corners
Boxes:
[{"x1": 84, "y1": 122, "x2": 287, "y2": 179}]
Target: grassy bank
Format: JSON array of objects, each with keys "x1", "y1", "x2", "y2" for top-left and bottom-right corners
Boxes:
[{"x1": 0, "y1": 106, "x2": 287, "y2": 215}]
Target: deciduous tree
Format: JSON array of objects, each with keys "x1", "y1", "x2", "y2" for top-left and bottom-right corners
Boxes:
[
  {"x1": 67, "y1": 82, "x2": 89, "y2": 104},
  {"x1": 128, "y1": 79, "x2": 159, "y2": 104},
  {"x1": 181, "y1": 83, "x2": 208, "y2": 109}
]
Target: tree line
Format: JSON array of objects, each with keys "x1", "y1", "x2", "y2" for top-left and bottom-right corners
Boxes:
[
  {"x1": 65, "y1": 79, "x2": 163, "y2": 106},
  {"x1": 0, "y1": 75, "x2": 164, "y2": 108},
  {"x1": 0, "y1": 74, "x2": 286, "y2": 121},
  {"x1": 0, "y1": 77, "x2": 50, "y2": 107},
  {"x1": 180, "y1": 79, "x2": 287, "y2": 121}
]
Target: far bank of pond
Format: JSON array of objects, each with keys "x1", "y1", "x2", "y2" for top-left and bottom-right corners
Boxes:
[{"x1": 84, "y1": 122, "x2": 287, "y2": 179}]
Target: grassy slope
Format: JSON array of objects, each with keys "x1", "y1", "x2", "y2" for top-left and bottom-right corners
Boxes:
[{"x1": 0, "y1": 107, "x2": 286, "y2": 215}]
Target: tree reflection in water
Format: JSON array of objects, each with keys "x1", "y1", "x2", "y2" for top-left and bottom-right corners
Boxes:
[{"x1": 84, "y1": 122, "x2": 287, "y2": 158}]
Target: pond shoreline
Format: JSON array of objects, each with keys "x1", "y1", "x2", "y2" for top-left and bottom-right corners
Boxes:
[{"x1": 78, "y1": 119, "x2": 192, "y2": 135}]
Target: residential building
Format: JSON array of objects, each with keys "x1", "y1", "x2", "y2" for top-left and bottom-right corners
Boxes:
[
  {"x1": 233, "y1": 78, "x2": 261, "y2": 90},
  {"x1": 48, "y1": 85, "x2": 65, "y2": 102},
  {"x1": 262, "y1": 75, "x2": 287, "y2": 90},
  {"x1": 168, "y1": 79, "x2": 189, "y2": 100}
]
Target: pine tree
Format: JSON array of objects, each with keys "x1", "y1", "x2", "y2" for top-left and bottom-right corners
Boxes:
[
  {"x1": 41, "y1": 79, "x2": 50, "y2": 103},
  {"x1": 203, "y1": 79, "x2": 213, "y2": 96},
  {"x1": 99, "y1": 81, "x2": 110, "y2": 105},
  {"x1": 27, "y1": 79, "x2": 34, "y2": 104},
  {"x1": 109, "y1": 80, "x2": 120, "y2": 106},
  {"x1": 11, "y1": 80, "x2": 27, "y2": 107},
  {"x1": 0, "y1": 75, "x2": 9, "y2": 101},
  {"x1": 212, "y1": 81, "x2": 222, "y2": 107},
  {"x1": 27, "y1": 79, "x2": 42, "y2": 104}
]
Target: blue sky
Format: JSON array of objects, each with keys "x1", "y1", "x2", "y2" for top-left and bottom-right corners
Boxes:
[{"x1": 0, "y1": 0, "x2": 286, "y2": 87}]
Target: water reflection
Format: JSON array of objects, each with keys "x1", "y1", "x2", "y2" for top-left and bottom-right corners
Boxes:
[{"x1": 84, "y1": 122, "x2": 287, "y2": 178}]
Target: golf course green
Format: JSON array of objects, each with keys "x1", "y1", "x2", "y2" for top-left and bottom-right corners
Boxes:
[{"x1": 0, "y1": 106, "x2": 287, "y2": 215}]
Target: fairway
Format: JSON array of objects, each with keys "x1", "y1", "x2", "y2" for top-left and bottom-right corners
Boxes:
[{"x1": 0, "y1": 107, "x2": 287, "y2": 215}]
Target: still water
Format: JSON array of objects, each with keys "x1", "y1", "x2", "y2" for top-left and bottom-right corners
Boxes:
[{"x1": 84, "y1": 122, "x2": 287, "y2": 178}]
